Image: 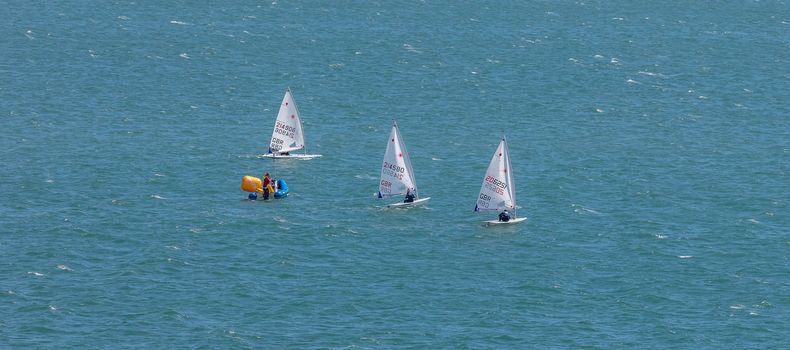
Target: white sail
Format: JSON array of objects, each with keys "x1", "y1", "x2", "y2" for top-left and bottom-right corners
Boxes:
[
  {"x1": 475, "y1": 136, "x2": 516, "y2": 212},
  {"x1": 378, "y1": 122, "x2": 417, "y2": 199},
  {"x1": 268, "y1": 89, "x2": 305, "y2": 154}
]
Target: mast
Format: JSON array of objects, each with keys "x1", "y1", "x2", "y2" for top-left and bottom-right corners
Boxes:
[
  {"x1": 289, "y1": 87, "x2": 308, "y2": 156},
  {"x1": 396, "y1": 121, "x2": 418, "y2": 199},
  {"x1": 503, "y1": 133, "x2": 517, "y2": 218}
]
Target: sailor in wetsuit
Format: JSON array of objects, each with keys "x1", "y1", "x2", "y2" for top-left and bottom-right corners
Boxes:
[
  {"x1": 498, "y1": 209, "x2": 511, "y2": 222},
  {"x1": 403, "y1": 188, "x2": 415, "y2": 203}
]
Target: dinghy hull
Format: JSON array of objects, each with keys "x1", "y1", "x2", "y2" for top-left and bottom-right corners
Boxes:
[
  {"x1": 273, "y1": 179, "x2": 289, "y2": 198},
  {"x1": 483, "y1": 217, "x2": 527, "y2": 226},
  {"x1": 261, "y1": 153, "x2": 322, "y2": 160},
  {"x1": 385, "y1": 197, "x2": 431, "y2": 208}
]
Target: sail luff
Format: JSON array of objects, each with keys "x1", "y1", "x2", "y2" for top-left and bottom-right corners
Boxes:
[
  {"x1": 503, "y1": 136, "x2": 516, "y2": 209},
  {"x1": 287, "y1": 88, "x2": 306, "y2": 152},
  {"x1": 289, "y1": 88, "x2": 308, "y2": 155},
  {"x1": 395, "y1": 122, "x2": 419, "y2": 199}
]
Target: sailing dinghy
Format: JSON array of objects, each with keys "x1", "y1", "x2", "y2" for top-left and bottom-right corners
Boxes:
[
  {"x1": 261, "y1": 88, "x2": 322, "y2": 159},
  {"x1": 474, "y1": 135, "x2": 527, "y2": 225},
  {"x1": 377, "y1": 121, "x2": 430, "y2": 208}
]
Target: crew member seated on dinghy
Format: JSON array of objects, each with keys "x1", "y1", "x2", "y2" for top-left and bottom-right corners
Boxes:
[
  {"x1": 404, "y1": 188, "x2": 415, "y2": 203},
  {"x1": 498, "y1": 210, "x2": 511, "y2": 222}
]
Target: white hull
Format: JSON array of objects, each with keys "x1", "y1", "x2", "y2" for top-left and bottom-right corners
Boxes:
[
  {"x1": 261, "y1": 153, "x2": 322, "y2": 160},
  {"x1": 483, "y1": 217, "x2": 527, "y2": 226},
  {"x1": 385, "y1": 197, "x2": 431, "y2": 208}
]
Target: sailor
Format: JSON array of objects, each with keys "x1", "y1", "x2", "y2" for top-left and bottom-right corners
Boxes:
[
  {"x1": 498, "y1": 209, "x2": 511, "y2": 222},
  {"x1": 262, "y1": 173, "x2": 271, "y2": 188},
  {"x1": 404, "y1": 188, "x2": 415, "y2": 203},
  {"x1": 263, "y1": 173, "x2": 276, "y2": 194}
]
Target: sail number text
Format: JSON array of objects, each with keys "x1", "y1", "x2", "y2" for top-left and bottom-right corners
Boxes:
[
  {"x1": 484, "y1": 175, "x2": 507, "y2": 195},
  {"x1": 274, "y1": 121, "x2": 296, "y2": 139},
  {"x1": 270, "y1": 137, "x2": 284, "y2": 151},
  {"x1": 382, "y1": 161, "x2": 404, "y2": 180},
  {"x1": 380, "y1": 180, "x2": 392, "y2": 194},
  {"x1": 478, "y1": 193, "x2": 492, "y2": 208}
]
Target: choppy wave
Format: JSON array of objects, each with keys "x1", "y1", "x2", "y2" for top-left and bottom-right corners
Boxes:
[{"x1": 3, "y1": 1, "x2": 788, "y2": 348}]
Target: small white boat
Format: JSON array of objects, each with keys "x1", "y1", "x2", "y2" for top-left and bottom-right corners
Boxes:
[
  {"x1": 377, "y1": 121, "x2": 430, "y2": 208},
  {"x1": 261, "y1": 88, "x2": 322, "y2": 159},
  {"x1": 474, "y1": 135, "x2": 526, "y2": 225}
]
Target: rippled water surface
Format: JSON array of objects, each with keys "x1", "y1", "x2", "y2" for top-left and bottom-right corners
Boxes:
[{"x1": 1, "y1": 1, "x2": 788, "y2": 348}]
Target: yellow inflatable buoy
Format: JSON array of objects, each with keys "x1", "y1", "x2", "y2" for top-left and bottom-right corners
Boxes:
[{"x1": 241, "y1": 176, "x2": 262, "y2": 192}]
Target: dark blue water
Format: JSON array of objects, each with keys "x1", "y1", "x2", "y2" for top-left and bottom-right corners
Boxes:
[{"x1": 2, "y1": 1, "x2": 788, "y2": 348}]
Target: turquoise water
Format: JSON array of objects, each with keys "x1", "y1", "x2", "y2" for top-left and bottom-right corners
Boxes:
[{"x1": 2, "y1": 1, "x2": 788, "y2": 348}]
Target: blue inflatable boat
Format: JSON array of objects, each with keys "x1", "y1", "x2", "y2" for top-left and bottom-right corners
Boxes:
[{"x1": 274, "y1": 179, "x2": 289, "y2": 198}]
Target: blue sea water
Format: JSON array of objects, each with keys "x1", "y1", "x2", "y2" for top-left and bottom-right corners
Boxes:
[{"x1": 1, "y1": 1, "x2": 788, "y2": 348}]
